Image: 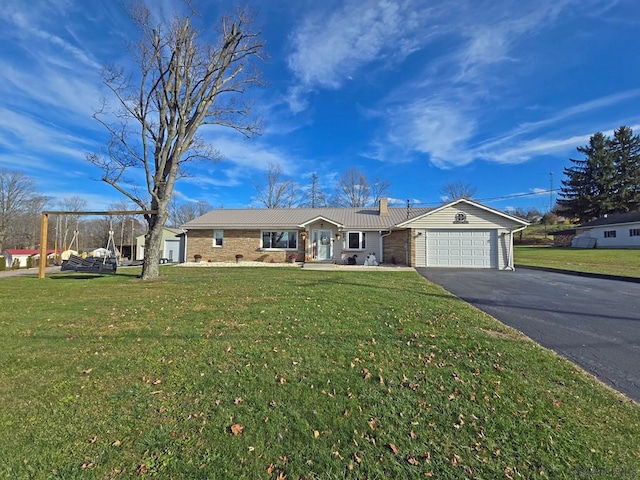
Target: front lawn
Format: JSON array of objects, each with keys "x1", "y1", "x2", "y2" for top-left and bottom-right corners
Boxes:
[
  {"x1": 515, "y1": 246, "x2": 640, "y2": 278},
  {"x1": 1, "y1": 267, "x2": 638, "y2": 478}
]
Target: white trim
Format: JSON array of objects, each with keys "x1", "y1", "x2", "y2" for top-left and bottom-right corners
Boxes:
[
  {"x1": 298, "y1": 216, "x2": 343, "y2": 228},
  {"x1": 396, "y1": 198, "x2": 529, "y2": 228}
]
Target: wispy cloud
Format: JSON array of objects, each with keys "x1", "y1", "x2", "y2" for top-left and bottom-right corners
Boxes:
[{"x1": 287, "y1": 0, "x2": 425, "y2": 90}]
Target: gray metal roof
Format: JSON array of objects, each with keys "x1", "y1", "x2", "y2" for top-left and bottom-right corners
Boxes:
[
  {"x1": 182, "y1": 206, "x2": 433, "y2": 230},
  {"x1": 577, "y1": 210, "x2": 640, "y2": 228}
]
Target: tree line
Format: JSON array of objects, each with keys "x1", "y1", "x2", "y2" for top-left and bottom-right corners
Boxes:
[
  {"x1": 559, "y1": 126, "x2": 640, "y2": 220},
  {"x1": 254, "y1": 164, "x2": 390, "y2": 209}
]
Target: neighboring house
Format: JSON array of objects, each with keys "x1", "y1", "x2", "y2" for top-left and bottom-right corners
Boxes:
[
  {"x1": 136, "y1": 227, "x2": 185, "y2": 262},
  {"x1": 2, "y1": 249, "x2": 55, "y2": 268},
  {"x1": 572, "y1": 211, "x2": 640, "y2": 248},
  {"x1": 181, "y1": 198, "x2": 529, "y2": 270}
]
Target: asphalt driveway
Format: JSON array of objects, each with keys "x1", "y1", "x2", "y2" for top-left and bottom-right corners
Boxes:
[{"x1": 416, "y1": 267, "x2": 640, "y2": 403}]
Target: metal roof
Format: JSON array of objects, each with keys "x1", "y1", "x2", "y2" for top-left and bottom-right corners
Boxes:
[
  {"x1": 182, "y1": 206, "x2": 433, "y2": 230},
  {"x1": 577, "y1": 211, "x2": 640, "y2": 228}
]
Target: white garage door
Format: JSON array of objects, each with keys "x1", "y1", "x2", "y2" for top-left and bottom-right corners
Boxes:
[
  {"x1": 426, "y1": 230, "x2": 496, "y2": 268},
  {"x1": 163, "y1": 239, "x2": 180, "y2": 261}
]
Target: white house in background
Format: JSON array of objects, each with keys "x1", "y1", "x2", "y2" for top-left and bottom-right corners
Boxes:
[
  {"x1": 2, "y1": 249, "x2": 56, "y2": 268},
  {"x1": 136, "y1": 227, "x2": 185, "y2": 262},
  {"x1": 572, "y1": 211, "x2": 640, "y2": 248}
]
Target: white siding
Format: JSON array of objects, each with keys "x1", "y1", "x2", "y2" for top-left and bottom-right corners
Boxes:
[
  {"x1": 407, "y1": 204, "x2": 517, "y2": 229},
  {"x1": 576, "y1": 223, "x2": 640, "y2": 248}
]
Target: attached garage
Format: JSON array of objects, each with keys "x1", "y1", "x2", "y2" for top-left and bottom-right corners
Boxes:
[
  {"x1": 396, "y1": 199, "x2": 529, "y2": 270},
  {"x1": 424, "y1": 230, "x2": 497, "y2": 268}
]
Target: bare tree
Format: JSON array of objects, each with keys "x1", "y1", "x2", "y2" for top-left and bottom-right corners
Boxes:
[
  {"x1": 168, "y1": 198, "x2": 213, "y2": 226},
  {"x1": 254, "y1": 163, "x2": 300, "y2": 208},
  {"x1": 301, "y1": 172, "x2": 327, "y2": 208},
  {"x1": 56, "y1": 196, "x2": 87, "y2": 252},
  {"x1": 87, "y1": 3, "x2": 263, "y2": 279},
  {"x1": 0, "y1": 169, "x2": 39, "y2": 252},
  {"x1": 332, "y1": 167, "x2": 390, "y2": 207},
  {"x1": 440, "y1": 181, "x2": 477, "y2": 200}
]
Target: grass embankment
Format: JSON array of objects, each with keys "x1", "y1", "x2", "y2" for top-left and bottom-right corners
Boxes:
[
  {"x1": 0, "y1": 267, "x2": 638, "y2": 478},
  {"x1": 515, "y1": 246, "x2": 640, "y2": 278}
]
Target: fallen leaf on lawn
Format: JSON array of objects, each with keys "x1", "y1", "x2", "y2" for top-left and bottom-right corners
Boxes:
[
  {"x1": 279, "y1": 455, "x2": 288, "y2": 464},
  {"x1": 276, "y1": 473, "x2": 286, "y2": 480},
  {"x1": 388, "y1": 443, "x2": 399, "y2": 455},
  {"x1": 362, "y1": 368, "x2": 372, "y2": 380},
  {"x1": 267, "y1": 463, "x2": 275, "y2": 474},
  {"x1": 137, "y1": 464, "x2": 148, "y2": 474},
  {"x1": 354, "y1": 452, "x2": 362, "y2": 464},
  {"x1": 152, "y1": 379, "x2": 162, "y2": 385},
  {"x1": 406, "y1": 455, "x2": 420, "y2": 466},
  {"x1": 278, "y1": 376, "x2": 287, "y2": 384},
  {"x1": 111, "y1": 440, "x2": 121, "y2": 447},
  {"x1": 313, "y1": 430, "x2": 320, "y2": 438},
  {"x1": 230, "y1": 423, "x2": 244, "y2": 435},
  {"x1": 234, "y1": 397, "x2": 244, "y2": 405},
  {"x1": 82, "y1": 369, "x2": 92, "y2": 375},
  {"x1": 409, "y1": 430, "x2": 416, "y2": 439},
  {"x1": 451, "y1": 453, "x2": 461, "y2": 467},
  {"x1": 88, "y1": 435, "x2": 98, "y2": 444}
]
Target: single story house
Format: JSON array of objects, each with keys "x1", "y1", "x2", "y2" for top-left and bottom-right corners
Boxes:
[
  {"x1": 2, "y1": 249, "x2": 56, "y2": 268},
  {"x1": 136, "y1": 227, "x2": 185, "y2": 262},
  {"x1": 181, "y1": 198, "x2": 529, "y2": 269},
  {"x1": 572, "y1": 211, "x2": 640, "y2": 248}
]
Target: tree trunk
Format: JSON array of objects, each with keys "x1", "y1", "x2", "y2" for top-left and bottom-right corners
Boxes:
[{"x1": 141, "y1": 207, "x2": 168, "y2": 279}]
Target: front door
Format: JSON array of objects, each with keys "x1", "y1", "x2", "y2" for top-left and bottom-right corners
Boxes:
[{"x1": 313, "y1": 229, "x2": 333, "y2": 260}]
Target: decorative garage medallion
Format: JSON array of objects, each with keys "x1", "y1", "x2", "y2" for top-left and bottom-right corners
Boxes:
[{"x1": 453, "y1": 212, "x2": 468, "y2": 224}]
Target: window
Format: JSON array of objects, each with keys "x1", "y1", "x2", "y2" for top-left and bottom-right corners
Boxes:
[
  {"x1": 604, "y1": 230, "x2": 616, "y2": 238},
  {"x1": 213, "y1": 230, "x2": 224, "y2": 247},
  {"x1": 262, "y1": 231, "x2": 297, "y2": 249},
  {"x1": 630, "y1": 228, "x2": 640, "y2": 237},
  {"x1": 347, "y1": 231, "x2": 366, "y2": 250}
]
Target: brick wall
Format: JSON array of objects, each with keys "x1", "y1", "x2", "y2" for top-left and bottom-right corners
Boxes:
[
  {"x1": 186, "y1": 229, "x2": 305, "y2": 263},
  {"x1": 382, "y1": 230, "x2": 409, "y2": 265}
]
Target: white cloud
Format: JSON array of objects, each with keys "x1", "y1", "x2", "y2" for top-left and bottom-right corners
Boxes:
[{"x1": 287, "y1": 0, "x2": 427, "y2": 90}]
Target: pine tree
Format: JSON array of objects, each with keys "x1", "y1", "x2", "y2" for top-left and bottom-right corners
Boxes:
[
  {"x1": 611, "y1": 126, "x2": 640, "y2": 212},
  {"x1": 558, "y1": 132, "x2": 615, "y2": 220}
]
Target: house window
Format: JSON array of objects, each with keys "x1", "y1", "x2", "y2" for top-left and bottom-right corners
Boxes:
[
  {"x1": 604, "y1": 230, "x2": 616, "y2": 238},
  {"x1": 347, "y1": 231, "x2": 366, "y2": 250},
  {"x1": 630, "y1": 228, "x2": 640, "y2": 237},
  {"x1": 262, "y1": 231, "x2": 297, "y2": 250},
  {"x1": 213, "y1": 230, "x2": 224, "y2": 247}
]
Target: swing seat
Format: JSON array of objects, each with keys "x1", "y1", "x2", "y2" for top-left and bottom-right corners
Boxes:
[{"x1": 61, "y1": 255, "x2": 118, "y2": 274}]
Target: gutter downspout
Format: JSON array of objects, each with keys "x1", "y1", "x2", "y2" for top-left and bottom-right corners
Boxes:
[
  {"x1": 181, "y1": 229, "x2": 188, "y2": 263},
  {"x1": 505, "y1": 226, "x2": 527, "y2": 270}
]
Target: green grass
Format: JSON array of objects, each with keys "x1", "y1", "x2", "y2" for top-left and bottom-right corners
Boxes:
[
  {"x1": 515, "y1": 246, "x2": 640, "y2": 278},
  {"x1": 1, "y1": 267, "x2": 639, "y2": 479}
]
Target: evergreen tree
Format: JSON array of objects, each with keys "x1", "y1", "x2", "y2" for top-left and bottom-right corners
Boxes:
[
  {"x1": 558, "y1": 132, "x2": 615, "y2": 220},
  {"x1": 611, "y1": 126, "x2": 640, "y2": 212}
]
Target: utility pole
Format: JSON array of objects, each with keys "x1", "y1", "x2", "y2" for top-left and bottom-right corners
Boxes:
[{"x1": 549, "y1": 172, "x2": 554, "y2": 213}]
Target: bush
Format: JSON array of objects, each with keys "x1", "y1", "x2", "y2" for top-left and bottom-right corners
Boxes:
[
  {"x1": 0, "y1": 257, "x2": 5, "y2": 271},
  {"x1": 26, "y1": 256, "x2": 34, "y2": 269}
]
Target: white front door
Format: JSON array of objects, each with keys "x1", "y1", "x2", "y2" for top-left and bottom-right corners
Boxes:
[{"x1": 313, "y1": 229, "x2": 333, "y2": 260}]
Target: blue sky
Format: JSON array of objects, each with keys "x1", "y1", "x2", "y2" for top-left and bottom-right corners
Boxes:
[{"x1": 1, "y1": 0, "x2": 640, "y2": 213}]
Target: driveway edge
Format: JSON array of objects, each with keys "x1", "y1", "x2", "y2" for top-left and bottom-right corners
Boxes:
[{"x1": 516, "y1": 265, "x2": 640, "y2": 284}]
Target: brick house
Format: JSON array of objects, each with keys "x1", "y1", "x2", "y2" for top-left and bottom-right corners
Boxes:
[{"x1": 181, "y1": 198, "x2": 528, "y2": 270}]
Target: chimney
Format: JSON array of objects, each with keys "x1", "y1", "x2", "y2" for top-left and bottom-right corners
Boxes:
[{"x1": 379, "y1": 197, "x2": 389, "y2": 216}]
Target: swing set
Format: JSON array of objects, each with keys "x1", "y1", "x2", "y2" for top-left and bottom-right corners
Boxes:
[{"x1": 38, "y1": 209, "x2": 156, "y2": 279}]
